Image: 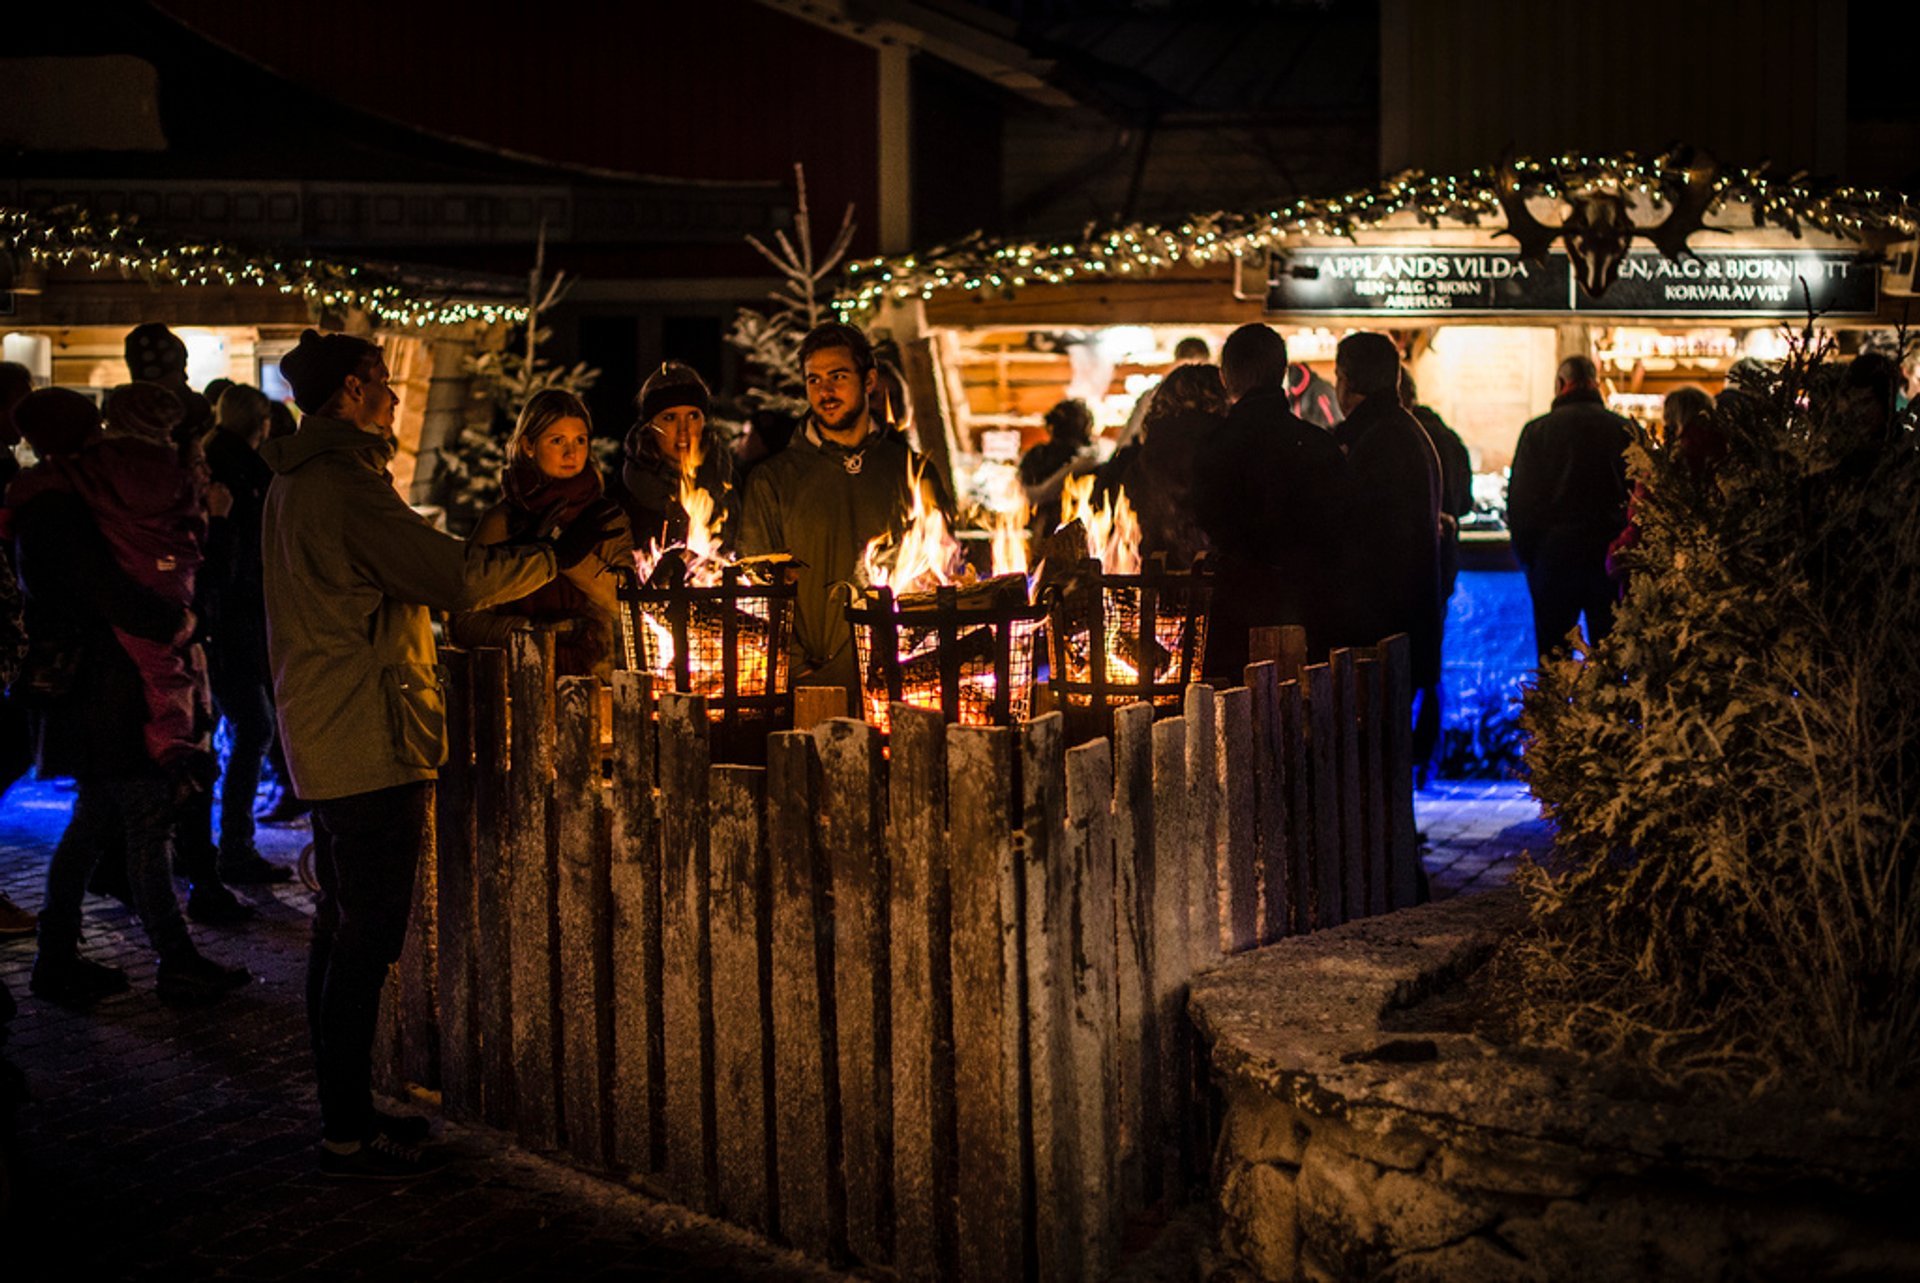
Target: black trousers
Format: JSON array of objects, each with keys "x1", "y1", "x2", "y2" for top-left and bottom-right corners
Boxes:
[
  {"x1": 1524, "y1": 529, "x2": 1618, "y2": 662},
  {"x1": 306, "y1": 781, "x2": 432, "y2": 1143}
]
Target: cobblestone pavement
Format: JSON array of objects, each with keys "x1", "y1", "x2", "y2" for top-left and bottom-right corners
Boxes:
[
  {"x1": 0, "y1": 775, "x2": 1544, "y2": 1282},
  {"x1": 1416, "y1": 778, "x2": 1549, "y2": 898},
  {"x1": 0, "y1": 778, "x2": 851, "y2": 1283}
]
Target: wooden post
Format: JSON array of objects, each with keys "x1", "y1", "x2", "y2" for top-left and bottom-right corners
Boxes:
[
  {"x1": 767, "y1": 731, "x2": 842, "y2": 1259},
  {"x1": 709, "y1": 763, "x2": 774, "y2": 1233},
  {"x1": 890, "y1": 704, "x2": 955, "y2": 1281},
  {"x1": 1244, "y1": 661, "x2": 1289, "y2": 947},
  {"x1": 435, "y1": 649, "x2": 479, "y2": 1117},
  {"x1": 1279, "y1": 679, "x2": 1314, "y2": 938},
  {"x1": 608, "y1": 671, "x2": 663, "y2": 1173},
  {"x1": 1304, "y1": 663, "x2": 1342, "y2": 929},
  {"x1": 1064, "y1": 738, "x2": 1121, "y2": 1277},
  {"x1": 1150, "y1": 717, "x2": 1191, "y2": 1200},
  {"x1": 508, "y1": 629, "x2": 560, "y2": 1149},
  {"x1": 470, "y1": 647, "x2": 515, "y2": 1126},
  {"x1": 1248, "y1": 625, "x2": 1285, "y2": 667},
  {"x1": 1109, "y1": 702, "x2": 1157, "y2": 1213},
  {"x1": 795, "y1": 684, "x2": 849, "y2": 732},
  {"x1": 1022, "y1": 714, "x2": 1078, "y2": 1281},
  {"x1": 555, "y1": 677, "x2": 613, "y2": 1168},
  {"x1": 1183, "y1": 685, "x2": 1222, "y2": 972},
  {"x1": 400, "y1": 805, "x2": 439, "y2": 1091},
  {"x1": 1357, "y1": 653, "x2": 1390, "y2": 918},
  {"x1": 659, "y1": 691, "x2": 717, "y2": 1209},
  {"x1": 1216, "y1": 687, "x2": 1258, "y2": 956},
  {"x1": 817, "y1": 718, "x2": 893, "y2": 1267},
  {"x1": 1277, "y1": 624, "x2": 1311, "y2": 684},
  {"x1": 1330, "y1": 650, "x2": 1366, "y2": 923},
  {"x1": 948, "y1": 725, "x2": 1026, "y2": 1283},
  {"x1": 1381, "y1": 635, "x2": 1421, "y2": 909}
]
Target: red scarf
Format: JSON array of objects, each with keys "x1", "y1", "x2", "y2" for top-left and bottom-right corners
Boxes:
[{"x1": 503, "y1": 454, "x2": 603, "y2": 534}]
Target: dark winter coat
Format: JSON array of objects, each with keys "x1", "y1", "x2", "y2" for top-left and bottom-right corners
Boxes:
[
  {"x1": 612, "y1": 426, "x2": 740, "y2": 556},
  {"x1": 737, "y1": 424, "x2": 945, "y2": 698},
  {"x1": 1505, "y1": 388, "x2": 1632, "y2": 572},
  {"x1": 202, "y1": 428, "x2": 274, "y2": 683},
  {"x1": 1122, "y1": 405, "x2": 1219, "y2": 570},
  {"x1": 1192, "y1": 388, "x2": 1353, "y2": 683},
  {"x1": 1332, "y1": 393, "x2": 1445, "y2": 688},
  {"x1": 1411, "y1": 403, "x2": 1474, "y2": 598},
  {"x1": 9, "y1": 480, "x2": 187, "y2": 780}
]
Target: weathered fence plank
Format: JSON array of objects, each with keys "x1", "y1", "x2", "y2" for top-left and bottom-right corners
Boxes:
[
  {"x1": 1381, "y1": 634, "x2": 1421, "y2": 909},
  {"x1": 1065, "y1": 738, "x2": 1121, "y2": 1278},
  {"x1": 1109, "y1": 701, "x2": 1157, "y2": 1212},
  {"x1": 508, "y1": 629, "x2": 560, "y2": 1148},
  {"x1": 555, "y1": 677, "x2": 613, "y2": 1168},
  {"x1": 470, "y1": 647, "x2": 514, "y2": 1126},
  {"x1": 1150, "y1": 716, "x2": 1191, "y2": 1199},
  {"x1": 767, "y1": 732, "x2": 841, "y2": 1259},
  {"x1": 794, "y1": 684, "x2": 849, "y2": 732},
  {"x1": 659, "y1": 692, "x2": 717, "y2": 1209},
  {"x1": 1022, "y1": 714, "x2": 1079, "y2": 1281},
  {"x1": 1357, "y1": 654, "x2": 1390, "y2": 918},
  {"x1": 435, "y1": 649, "x2": 478, "y2": 1116},
  {"x1": 948, "y1": 725, "x2": 1025, "y2": 1283},
  {"x1": 1304, "y1": 664, "x2": 1341, "y2": 928},
  {"x1": 1244, "y1": 662, "x2": 1288, "y2": 947},
  {"x1": 1278, "y1": 679, "x2": 1314, "y2": 938},
  {"x1": 890, "y1": 703, "x2": 955, "y2": 1281},
  {"x1": 1183, "y1": 686, "x2": 1223, "y2": 971},
  {"x1": 817, "y1": 717, "x2": 893, "y2": 1267},
  {"x1": 1216, "y1": 686, "x2": 1258, "y2": 955},
  {"x1": 1330, "y1": 650, "x2": 1366, "y2": 923},
  {"x1": 608, "y1": 671, "x2": 662, "y2": 1173},
  {"x1": 709, "y1": 764, "x2": 774, "y2": 1234}
]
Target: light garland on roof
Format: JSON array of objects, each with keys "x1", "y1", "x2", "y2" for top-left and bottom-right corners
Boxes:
[
  {"x1": 1, "y1": 204, "x2": 528, "y2": 330},
  {"x1": 837, "y1": 150, "x2": 1918, "y2": 313}
]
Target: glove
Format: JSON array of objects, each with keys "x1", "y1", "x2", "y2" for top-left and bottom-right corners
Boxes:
[{"x1": 548, "y1": 498, "x2": 624, "y2": 571}]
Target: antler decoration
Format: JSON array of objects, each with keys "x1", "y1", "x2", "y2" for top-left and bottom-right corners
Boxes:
[
  {"x1": 1494, "y1": 159, "x2": 1559, "y2": 262},
  {"x1": 1646, "y1": 151, "x2": 1724, "y2": 261},
  {"x1": 1495, "y1": 151, "x2": 1726, "y2": 297}
]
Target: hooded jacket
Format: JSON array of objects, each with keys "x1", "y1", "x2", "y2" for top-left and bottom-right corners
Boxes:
[{"x1": 260, "y1": 415, "x2": 556, "y2": 800}]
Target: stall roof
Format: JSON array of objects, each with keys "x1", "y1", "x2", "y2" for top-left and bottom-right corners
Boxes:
[{"x1": 843, "y1": 150, "x2": 1918, "y2": 314}]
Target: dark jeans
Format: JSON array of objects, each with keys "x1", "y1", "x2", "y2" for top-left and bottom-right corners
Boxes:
[
  {"x1": 41, "y1": 776, "x2": 190, "y2": 958},
  {"x1": 306, "y1": 781, "x2": 432, "y2": 1143},
  {"x1": 211, "y1": 671, "x2": 275, "y2": 855},
  {"x1": 1524, "y1": 529, "x2": 1618, "y2": 662}
]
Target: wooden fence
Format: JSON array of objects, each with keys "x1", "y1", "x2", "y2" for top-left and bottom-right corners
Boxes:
[{"x1": 375, "y1": 627, "x2": 1420, "y2": 1281}]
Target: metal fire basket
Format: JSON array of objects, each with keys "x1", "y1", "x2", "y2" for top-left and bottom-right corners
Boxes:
[
  {"x1": 616, "y1": 558, "x2": 796, "y2": 742},
  {"x1": 1047, "y1": 553, "x2": 1211, "y2": 737},
  {"x1": 845, "y1": 575, "x2": 1048, "y2": 735}
]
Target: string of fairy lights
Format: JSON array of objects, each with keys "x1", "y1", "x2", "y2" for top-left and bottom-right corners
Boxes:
[
  {"x1": 0, "y1": 204, "x2": 528, "y2": 330},
  {"x1": 836, "y1": 151, "x2": 1919, "y2": 313}
]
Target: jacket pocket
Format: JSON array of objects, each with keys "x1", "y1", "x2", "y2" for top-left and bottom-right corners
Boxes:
[{"x1": 382, "y1": 662, "x2": 447, "y2": 770}]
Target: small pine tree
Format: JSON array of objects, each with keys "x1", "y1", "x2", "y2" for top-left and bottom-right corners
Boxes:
[{"x1": 726, "y1": 164, "x2": 856, "y2": 422}]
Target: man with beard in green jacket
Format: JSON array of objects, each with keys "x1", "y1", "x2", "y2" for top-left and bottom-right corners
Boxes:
[
  {"x1": 264, "y1": 329, "x2": 617, "y2": 1180},
  {"x1": 738, "y1": 322, "x2": 947, "y2": 713}
]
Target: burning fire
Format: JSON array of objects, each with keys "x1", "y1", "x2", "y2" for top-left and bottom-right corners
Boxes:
[
  {"x1": 1059, "y1": 473, "x2": 1141, "y2": 573},
  {"x1": 860, "y1": 461, "x2": 967, "y2": 594}
]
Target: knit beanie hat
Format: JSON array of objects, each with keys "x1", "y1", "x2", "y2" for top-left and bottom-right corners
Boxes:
[
  {"x1": 280, "y1": 328, "x2": 380, "y2": 414},
  {"x1": 104, "y1": 381, "x2": 185, "y2": 447},
  {"x1": 15, "y1": 387, "x2": 104, "y2": 458},
  {"x1": 637, "y1": 361, "x2": 710, "y2": 425},
  {"x1": 124, "y1": 322, "x2": 189, "y2": 382}
]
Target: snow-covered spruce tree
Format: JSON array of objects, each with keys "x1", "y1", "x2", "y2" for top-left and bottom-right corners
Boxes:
[
  {"x1": 726, "y1": 163, "x2": 856, "y2": 422},
  {"x1": 1517, "y1": 331, "x2": 1920, "y2": 1097}
]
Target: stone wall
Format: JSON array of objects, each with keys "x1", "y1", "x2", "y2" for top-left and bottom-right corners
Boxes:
[{"x1": 1191, "y1": 893, "x2": 1920, "y2": 1283}]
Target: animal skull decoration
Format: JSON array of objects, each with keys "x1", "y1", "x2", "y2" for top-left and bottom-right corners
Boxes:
[{"x1": 1495, "y1": 155, "x2": 1722, "y2": 298}]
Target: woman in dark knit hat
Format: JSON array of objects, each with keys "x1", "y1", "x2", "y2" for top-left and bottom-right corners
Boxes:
[
  {"x1": 449, "y1": 389, "x2": 633, "y2": 679},
  {"x1": 610, "y1": 361, "x2": 739, "y2": 557}
]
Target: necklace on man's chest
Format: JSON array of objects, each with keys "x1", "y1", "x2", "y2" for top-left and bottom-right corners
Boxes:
[{"x1": 842, "y1": 451, "x2": 864, "y2": 475}]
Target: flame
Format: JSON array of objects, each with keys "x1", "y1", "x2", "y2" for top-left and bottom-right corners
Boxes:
[
  {"x1": 989, "y1": 499, "x2": 1030, "y2": 579},
  {"x1": 862, "y1": 461, "x2": 965, "y2": 593},
  {"x1": 1059, "y1": 473, "x2": 1142, "y2": 574}
]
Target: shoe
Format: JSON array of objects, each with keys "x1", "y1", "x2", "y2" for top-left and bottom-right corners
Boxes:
[
  {"x1": 155, "y1": 945, "x2": 252, "y2": 1006},
  {"x1": 218, "y1": 848, "x2": 293, "y2": 885},
  {"x1": 318, "y1": 1132, "x2": 447, "y2": 1182},
  {"x1": 254, "y1": 792, "x2": 311, "y2": 825},
  {"x1": 187, "y1": 883, "x2": 258, "y2": 926},
  {"x1": 373, "y1": 1107, "x2": 436, "y2": 1146},
  {"x1": 29, "y1": 952, "x2": 130, "y2": 1008},
  {"x1": 0, "y1": 895, "x2": 36, "y2": 938}
]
